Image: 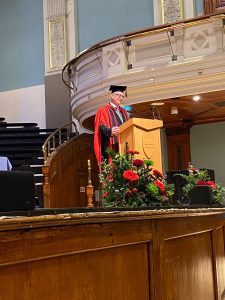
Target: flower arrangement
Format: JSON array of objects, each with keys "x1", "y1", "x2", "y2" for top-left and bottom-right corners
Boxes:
[
  {"x1": 99, "y1": 149, "x2": 174, "y2": 208},
  {"x1": 181, "y1": 163, "x2": 225, "y2": 204}
]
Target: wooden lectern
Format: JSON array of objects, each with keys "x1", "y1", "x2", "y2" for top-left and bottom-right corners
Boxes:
[{"x1": 119, "y1": 118, "x2": 163, "y2": 171}]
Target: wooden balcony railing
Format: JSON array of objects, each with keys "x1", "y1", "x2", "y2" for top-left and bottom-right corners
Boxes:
[{"x1": 42, "y1": 121, "x2": 78, "y2": 163}]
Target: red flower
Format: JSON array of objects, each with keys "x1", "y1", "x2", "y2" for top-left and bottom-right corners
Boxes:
[
  {"x1": 188, "y1": 163, "x2": 199, "y2": 173},
  {"x1": 153, "y1": 169, "x2": 163, "y2": 178},
  {"x1": 132, "y1": 188, "x2": 138, "y2": 193},
  {"x1": 132, "y1": 159, "x2": 144, "y2": 167},
  {"x1": 125, "y1": 189, "x2": 132, "y2": 196},
  {"x1": 123, "y1": 170, "x2": 139, "y2": 182},
  {"x1": 196, "y1": 180, "x2": 207, "y2": 185},
  {"x1": 126, "y1": 150, "x2": 139, "y2": 155},
  {"x1": 102, "y1": 192, "x2": 109, "y2": 198},
  {"x1": 207, "y1": 181, "x2": 217, "y2": 189},
  {"x1": 154, "y1": 179, "x2": 165, "y2": 192},
  {"x1": 102, "y1": 181, "x2": 106, "y2": 188}
]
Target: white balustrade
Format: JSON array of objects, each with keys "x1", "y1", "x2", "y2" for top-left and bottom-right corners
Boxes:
[{"x1": 63, "y1": 15, "x2": 225, "y2": 131}]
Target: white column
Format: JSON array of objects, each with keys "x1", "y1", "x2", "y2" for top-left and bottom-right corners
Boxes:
[
  {"x1": 183, "y1": 0, "x2": 194, "y2": 20},
  {"x1": 43, "y1": 0, "x2": 77, "y2": 75},
  {"x1": 153, "y1": 0, "x2": 163, "y2": 26}
]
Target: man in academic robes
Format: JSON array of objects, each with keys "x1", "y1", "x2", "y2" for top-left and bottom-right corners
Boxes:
[{"x1": 94, "y1": 85, "x2": 130, "y2": 165}]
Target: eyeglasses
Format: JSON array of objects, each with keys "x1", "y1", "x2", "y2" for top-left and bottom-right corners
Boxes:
[{"x1": 113, "y1": 93, "x2": 126, "y2": 99}]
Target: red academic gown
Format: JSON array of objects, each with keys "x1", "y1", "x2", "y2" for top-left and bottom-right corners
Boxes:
[{"x1": 94, "y1": 103, "x2": 129, "y2": 165}]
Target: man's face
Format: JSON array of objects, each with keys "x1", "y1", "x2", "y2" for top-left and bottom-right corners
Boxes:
[{"x1": 111, "y1": 92, "x2": 126, "y2": 106}]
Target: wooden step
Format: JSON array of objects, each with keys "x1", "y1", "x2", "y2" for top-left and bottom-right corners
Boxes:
[
  {"x1": 0, "y1": 147, "x2": 42, "y2": 153},
  {"x1": 0, "y1": 127, "x2": 41, "y2": 134},
  {"x1": 10, "y1": 157, "x2": 44, "y2": 166},
  {"x1": 0, "y1": 122, "x2": 38, "y2": 128},
  {"x1": 0, "y1": 140, "x2": 44, "y2": 146},
  {"x1": 0, "y1": 133, "x2": 51, "y2": 140}
]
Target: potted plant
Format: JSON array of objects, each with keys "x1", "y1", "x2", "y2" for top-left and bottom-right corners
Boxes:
[
  {"x1": 99, "y1": 149, "x2": 174, "y2": 208},
  {"x1": 180, "y1": 163, "x2": 225, "y2": 205}
]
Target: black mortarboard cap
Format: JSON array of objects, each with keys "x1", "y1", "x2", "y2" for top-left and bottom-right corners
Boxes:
[{"x1": 109, "y1": 85, "x2": 127, "y2": 93}]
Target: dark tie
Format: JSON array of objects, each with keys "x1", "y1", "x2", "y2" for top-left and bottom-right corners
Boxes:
[{"x1": 115, "y1": 107, "x2": 123, "y2": 123}]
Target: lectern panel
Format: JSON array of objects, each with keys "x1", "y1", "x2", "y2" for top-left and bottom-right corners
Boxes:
[{"x1": 119, "y1": 118, "x2": 163, "y2": 171}]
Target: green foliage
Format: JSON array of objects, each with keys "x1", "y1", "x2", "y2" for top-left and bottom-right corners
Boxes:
[
  {"x1": 99, "y1": 149, "x2": 174, "y2": 208},
  {"x1": 181, "y1": 164, "x2": 225, "y2": 204}
]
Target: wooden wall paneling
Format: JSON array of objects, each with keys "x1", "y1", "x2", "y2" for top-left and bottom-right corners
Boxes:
[
  {"x1": 213, "y1": 225, "x2": 225, "y2": 299},
  {"x1": 42, "y1": 165, "x2": 51, "y2": 207},
  {"x1": 0, "y1": 212, "x2": 224, "y2": 299},
  {"x1": 71, "y1": 135, "x2": 99, "y2": 207},
  {"x1": 58, "y1": 146, "x2": 76, "y2": 208},
  {"x1": 150, "y1": 221, "x2": 165, "y2": 300},
  {"x1": 43, "y1": 133, "x2": 99, "y2": 208},
  {"x1": 48, "y1": 157, "x2": 59, "y2": 207},
  {"x1": 75, "y1": 141, "x2": 91, "y2": 207},
  {"x1": 0, "y1": 244, "x2": 150, "y2": 300},
  {"x1": 0, "y1": 219, "x2": 153, "y2": 300},
  {"x1": 167, "y1": 133, "x2": 191, "y2": 170},
  {"x1": 163, "y1": 232, "x2": 215, "y2": 299},
  {"x1": 0, "y1": 219, "x2": 153, "y2": 265},
  {"x1": 153, "y1": 214, "x2": 223, "y2": 300}
]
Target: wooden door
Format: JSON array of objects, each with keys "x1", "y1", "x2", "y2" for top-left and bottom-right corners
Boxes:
[{"x1": 166, "y1": 128, "x2": 191, "y2": 170}]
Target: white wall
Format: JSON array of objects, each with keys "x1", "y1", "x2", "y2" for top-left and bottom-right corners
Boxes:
[
  {"x1": 190, "y1": 122, "x2": 225, "y2": 185},
  {"x1": 0, "y1": 85, "x2": 46, "y2": 128}
]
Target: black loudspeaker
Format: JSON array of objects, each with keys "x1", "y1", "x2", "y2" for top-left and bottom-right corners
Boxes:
[
  {"x1": 0, "y1": 171, "x2": 35, "y2": 212},
  {"x1": 166, "y1": 169, "x2": 215, "y2": 184},
  {"x1": 166, "y1": 169, "x2": 215, "y2": 205},
  {"x1": 188, "y1": 185, "x2": 214, "y2": 205}
]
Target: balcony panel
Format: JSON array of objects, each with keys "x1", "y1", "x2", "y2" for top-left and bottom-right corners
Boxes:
[
  {"x1": 102, "y1": 42, "x2": 127, "y2": 78},
  {"x1": 183, "y1": 23, "x2": 217, "y2": 58},
  {"x1": 135, "y1": 42, "x2": 170, "y2": 61},
  {"x1": 76, "y1": 54, "x2": 103, "y2": 90},
  {"x1": 62, "y1": 14, "x2": 225, "y2": 130}
]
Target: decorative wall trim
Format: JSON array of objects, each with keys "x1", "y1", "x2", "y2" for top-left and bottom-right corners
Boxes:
[
  {"x1": 48, "y1": 17, "x2": 67, "y2": 69},
  {"x1": 47, "y1": 0, "x2": 66, "y2": 17},
  {"x1": 43, "y1": 0, "x2": 77, "y2": 75},
  {"x1": 162, "y1": 0, "x2": 183, "y2": 24},
  {"x1": 154, "y1": 0, "x2": 194, "y2": 25}
]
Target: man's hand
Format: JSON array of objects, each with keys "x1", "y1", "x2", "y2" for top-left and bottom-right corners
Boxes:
[{"x1": 111, "y1": 126, "x2": 120, "y2": 136}]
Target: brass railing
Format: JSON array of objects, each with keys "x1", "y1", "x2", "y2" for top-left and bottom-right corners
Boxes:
[{"x1": 42, "y1": 121, "x2": 79, "y2": 163}]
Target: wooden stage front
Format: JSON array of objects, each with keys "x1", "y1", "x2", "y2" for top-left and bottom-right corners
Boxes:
[{"x1": 0, "y1": 207, "x2": 225, "y2": 299}]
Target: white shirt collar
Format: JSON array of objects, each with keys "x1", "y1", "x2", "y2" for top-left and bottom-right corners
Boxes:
[{"x1": 110, "y1": 102, "x2": 119, "y2": 109}]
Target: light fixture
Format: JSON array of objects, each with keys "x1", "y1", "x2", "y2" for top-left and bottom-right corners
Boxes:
[
  {"x1": 171, "y1": 106, "x2": 178, "y2": 115},
  {"x1": 192, "y1": 95, "x2": 201, "y2": 101},
  {"x1": 150, "y1": 102, "x2": 164, "y2": 106},
  {"x1": 149, "y1": 78, "x2": 155, "y2": 83}
]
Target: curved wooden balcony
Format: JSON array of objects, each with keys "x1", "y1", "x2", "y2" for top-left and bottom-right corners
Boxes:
[{"x1": 63, "y1": 13, "x2": 225, "y2": 131}]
